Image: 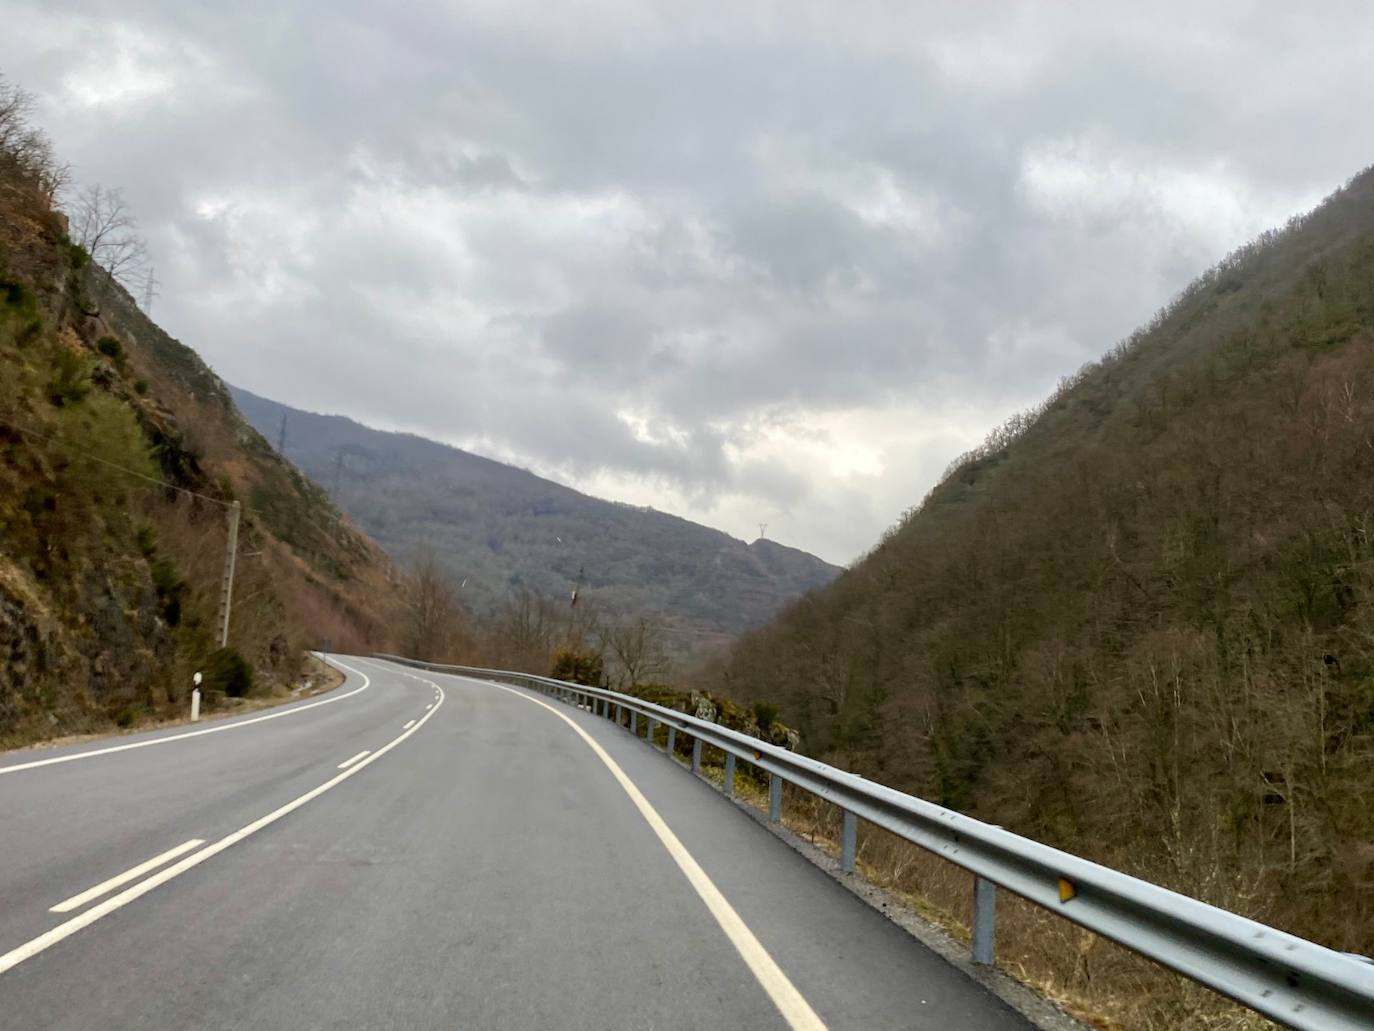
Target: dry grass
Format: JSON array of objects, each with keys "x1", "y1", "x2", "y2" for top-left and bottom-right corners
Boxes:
[{"x1": 1, "y1": 652, "x2": 345, "y2": 758}]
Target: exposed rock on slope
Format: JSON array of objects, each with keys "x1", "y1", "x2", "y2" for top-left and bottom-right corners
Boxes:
[{"x1": 0, "y1": 174, "x2": 398, "y2": 745}]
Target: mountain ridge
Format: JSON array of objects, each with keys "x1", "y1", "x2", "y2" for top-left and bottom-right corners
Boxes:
[{"x1": 229, "y1": 385, "x2": 841, "y2": 648}]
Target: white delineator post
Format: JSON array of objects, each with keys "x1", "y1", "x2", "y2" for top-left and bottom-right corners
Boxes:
[{"x1": 190, "y1": 671, "x2": 203, "y2": 722}]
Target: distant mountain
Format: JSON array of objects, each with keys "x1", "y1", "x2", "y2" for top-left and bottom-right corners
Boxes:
[{"x1": 229, "y1": 387, "x2": 841, "y2": 644}]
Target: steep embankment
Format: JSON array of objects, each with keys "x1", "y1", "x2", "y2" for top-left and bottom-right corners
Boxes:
[
  {"x1": 0, "y1": 171, "x2": 398, "y2": 745},
  {"x1": 720, "y1": 167, "x2": 1374, "y2": 957},
  {"x1": 230, "y1": 387, "x2": 840, "y2": 645}
]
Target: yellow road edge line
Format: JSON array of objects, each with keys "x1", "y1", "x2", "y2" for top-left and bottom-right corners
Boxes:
[{"x1": 441, "y1": 670, "x2": 827, "y2": 1031}]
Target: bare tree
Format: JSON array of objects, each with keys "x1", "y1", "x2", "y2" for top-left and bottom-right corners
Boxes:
[
  {"x1": 490, "y1": 587, "x2": 558, "y2": 671},
  {"x1": 72, "y1": 184, "x2": 149, "y2": 287},
  {"x1": 400, "y1": 552, "x2": 464, "y2": 661},
  {"x1": 602, "y1": 615, "x2": 670, "y2": 690},
  {"x1": 0, "y1": 76, "x2": 68, "y2": 208}
]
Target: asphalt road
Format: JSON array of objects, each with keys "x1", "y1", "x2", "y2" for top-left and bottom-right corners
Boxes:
[{"x1": 0, "y1": 656, "x2": 1034, "y2": 1030}]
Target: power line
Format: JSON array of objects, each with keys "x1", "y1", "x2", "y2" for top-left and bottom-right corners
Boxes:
[
  {"x1": 1, "y1": 415, "x2": 364, "y2": 538},
  {"x1": 0, "y1": 416, "x2": 238, "y2": 509},
  {"x1": 140, "y1": 267, "x2": 159, "y2": 315}
]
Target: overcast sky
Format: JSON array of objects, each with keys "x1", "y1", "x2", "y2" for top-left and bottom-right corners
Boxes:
[{"x1": 6, "y1": 3, "x2": 1372, "y2": 563}]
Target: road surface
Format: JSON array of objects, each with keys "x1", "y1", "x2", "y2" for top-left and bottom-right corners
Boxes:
[{"x1": 0, "y1": 656, "x2": 1034, "y2": 1030}]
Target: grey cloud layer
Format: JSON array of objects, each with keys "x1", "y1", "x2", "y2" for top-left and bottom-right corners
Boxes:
[{"x1": 7, "y1": 1, "x2": 1373, "y2": 561}]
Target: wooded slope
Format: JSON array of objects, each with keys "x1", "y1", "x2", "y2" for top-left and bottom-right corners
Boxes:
[{"x1": 718, "y1": 166, "x2": 1374, "y2": 955}]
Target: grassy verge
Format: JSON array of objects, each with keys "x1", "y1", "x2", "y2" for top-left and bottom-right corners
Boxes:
[{"x1": 0, "y1": 652, "x2": 348, "y2": 757}]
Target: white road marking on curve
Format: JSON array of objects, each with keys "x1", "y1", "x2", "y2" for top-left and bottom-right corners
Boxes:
[
  {"x1": 49, "y1": 839, "x2": 206, "y2": 914},
  {"x1": 403, "y1": 719, "x2": 416, "y2": 729},
  {"x1": 0, "y1": 659, "x2": 442, "y2": 976},
  {"x1": 336, "y1": 750, "x2": 371, "y2": 770},
  {"x1": 0, "y1": 658, "x2": 369, "y2": 777}
]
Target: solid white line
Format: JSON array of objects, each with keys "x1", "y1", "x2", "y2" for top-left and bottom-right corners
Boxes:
[
  {"x1": 336, "y1": 750, "x2": 371, "y2": 770},
  {"x1": 0, "y1": 660, "x2": 443, "y2": 977},
  {"x1": 403, "y1": 719, "x2": 416, "y2": 729},
  {"x1": 49, "y1": 839, "x2": 206, "y2": 914},
  {"x1": 441, "y1": 671, "x2": 826, "y2": 1031},
  {"x1": 0, "y1": 657, "x2": 369, "y2": 777}
]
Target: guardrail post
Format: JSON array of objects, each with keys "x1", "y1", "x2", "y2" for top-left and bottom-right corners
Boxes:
[
  {"x1": 614, "y1": 703, "x2": 622, "y2": 725},
  {"x1": 973, "y1": 876, "x2": 997, "y2": 965},
  {"x1": 769, "y1": 774, "x2": 782, "y2": 822},
  {"x1": 647, "y1": 718, "x2": 657, "y2": 746},
  {"x1": 724, "y1": 753, "x2": 736, "y2": 797},
  {"x1": 666, "y1": 726, "x2": 676, "y2": 756},
  {"x1": 691, "y1": 738, "x2": 702, "y2": 774},
  {"x1": 630, "y1": 711, "x2": 638, "y2": 736},
  {"x1": 841, "y1": 810, "x2": 857, "y2": 873}
]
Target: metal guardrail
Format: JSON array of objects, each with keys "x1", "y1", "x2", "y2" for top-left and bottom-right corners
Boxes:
[{"x1": 375, "y1": 654, "x2": 1374, "y2": 1031}]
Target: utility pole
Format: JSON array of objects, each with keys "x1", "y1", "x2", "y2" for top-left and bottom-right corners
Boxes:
[
  {"x1": 276, "y1": 412, "x2": 288, "y2": 456},
  {"x1": 141, "y1": 267, "x2": 159, "y2": 315},
  {"x1": 566, "y1": 565, "x2": 585, "y2": 649},
  {"x1": 759, "y1": 522, "x2": 767, "y2": 540},
  {"x1": 216, "y1": 501, "x2": 241, "y2": 648},
  {"x1": 331, "y1": 449, "x2": 345, "y2": 500}
]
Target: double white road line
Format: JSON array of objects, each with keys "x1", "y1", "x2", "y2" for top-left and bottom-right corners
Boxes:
[
  {"x1": 0, "y1": 660, "x2": 444, "y2": 978},
  {"x1": 48, "y1": 839, "x2": 207, "y2": 915}
]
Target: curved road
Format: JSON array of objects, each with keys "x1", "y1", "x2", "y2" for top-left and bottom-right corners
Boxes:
[{"x1": 0, "y1": 657, "x2": 1033, "y2": 1030}]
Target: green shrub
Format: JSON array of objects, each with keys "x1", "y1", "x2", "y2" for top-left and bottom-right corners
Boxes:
[
  {"x1": 69, "y1": 243, "x2": 90, "y2": 269},
  {"x1": 136, "y1": 525, "x2": 157, "y2": 557},
  {"x1": 134, "y1": 379, "x2": 148, "y2": 395},
  {"x1": 550, "y1": 649, "x2": 604, "y2": 686},
  {"x1": 753, "y1": 701, "x2": 779, "y2": 730},
  {"x1": 57, "y1": 394, "x2": 158, "y2": 508},
  {"x1": 203, "y1": 647, "x2": 254, "y2": 698},
  {"x1": 3, "y1": 281, "x2": 30, "y2": 309},
  {"x1": 96, "y1": 336, "x2": 124, "y2": 362},
  {"x1": 47, "y1": 350, "x2": 91, "y2": 406},
  {"x1": 150, "y1": 555, "x2": 185, "y2": 626},
  {"x1": 16, "y1": 316, "x2": 41, "y2": 346}
]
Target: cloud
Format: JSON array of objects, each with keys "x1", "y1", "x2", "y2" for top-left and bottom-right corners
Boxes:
[{"x1": 5, "y1": 1, "x2": 1371, "y2": 563}]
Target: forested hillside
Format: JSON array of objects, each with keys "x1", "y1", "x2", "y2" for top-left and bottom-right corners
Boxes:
[
  {"x1": 0, "y1": 84, "x2": 398, "y2": 745},
  {"x1": 230, "y1": 386, "x2": 840, "y2": 649},
  {"x1": 719, "y1": 166, "x2": 1374, "y2": 961}
]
